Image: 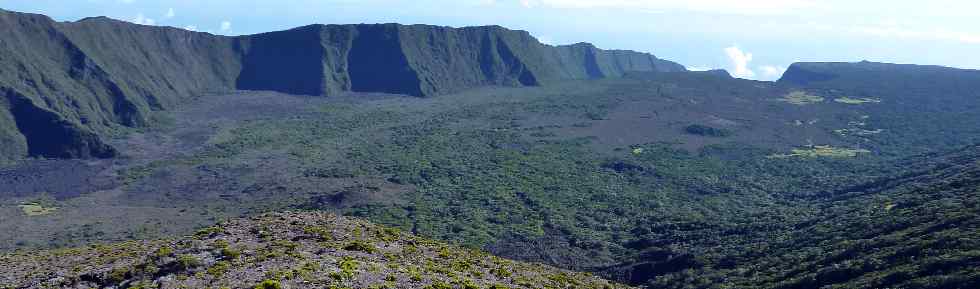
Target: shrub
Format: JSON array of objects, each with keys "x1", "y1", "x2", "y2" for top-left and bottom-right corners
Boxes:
[
  {"x1": 194, "y1": 226, "x2": 223, "y2": 239},
  {"x1": 254, "y1": 279, "x2": 281, "y2": 289},
  {"x1": 684, "y1": 124, "x2": 733, "y2": 137},
  {"x1": 108, "y1": 267, "x2": 131, "y2": 283},
  {"x1": 491, "y1": 267, "x2": 512, "y2": 278},
  {"x1": 176, "y1": 254, "x2": 201, "y2": 270},
  {"x1": 425, "y1": 281, "x2": 453, "y2": 289},
  {"x1": 207, "y1": 261, "x2": 231, "y2": 277},
  {"x1": 221, "y1": 247, "x2": 241, "y2": 260},
  {"x1": 213, "y1": 239, "x2": 230, "y2": 249},
  {"x1": 153, "y1": 246, "x2": 174, "y2": 259},
  {"x1": 460, "y1": 279, "x2": 480, "y2": 289},
  {"x1": 343, "y1": 240, "x2": 377, "y2": 253}
]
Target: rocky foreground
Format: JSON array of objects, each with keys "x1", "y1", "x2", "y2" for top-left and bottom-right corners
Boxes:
[{"x1": 0, "y1": 212, "x2": 632, "y2": 289}]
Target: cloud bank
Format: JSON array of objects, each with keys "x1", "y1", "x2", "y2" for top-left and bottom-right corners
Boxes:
[
  {"x1": 519, "y1": 0, "x2": 817, "y2": 15},
  {"x1": 759, "y1": 65, "x2": 786, "y2": 79},
  {"x1": 724, "y1": 46, "x2": 754, "y2": 78},
  {"x1": 132, "y1": 13, "x2": 155, "y2": 25}
]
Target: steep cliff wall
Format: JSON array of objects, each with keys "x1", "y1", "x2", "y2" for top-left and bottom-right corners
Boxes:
[
  {"x1": 237, "y1": 25, "x2": 331, "y2": 96},
  {"x1": 0, "y1": 10, "x2": 242, "y2": 160},
  {"x1": 234, "y1": 24, "x2": 685, "y2": 97},
  {"x1": 779, "y1": 61, "x2": 980, "y2": 110},
  {"x1": 0, "y1": 9, "x2": 684, "y2": 161}
]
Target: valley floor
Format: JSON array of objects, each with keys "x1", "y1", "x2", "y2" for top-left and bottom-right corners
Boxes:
[{"x1": 3, "y1": 76, "x2": 980, "y2": 288}]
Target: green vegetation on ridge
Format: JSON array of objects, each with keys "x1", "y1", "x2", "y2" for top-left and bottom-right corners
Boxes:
[
  {"x1": 0, "y1": 212, "x2": 633, "y2": 289},
  {"x1": 5, "y1": 59, "x2": 980, "y2": 289}
]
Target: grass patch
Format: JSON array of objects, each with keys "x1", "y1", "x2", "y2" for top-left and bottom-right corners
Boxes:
[
  {"x1": 18, "y1": 203, "x2": 58, "y2": 216},
  {"x1": 769, "y1": 145, "x2": 871, "y2": 158},
  {"x1": 835, "y1": 128, "x2": 884, "y2": 136},
  {"x1": 834, "y1": 97, "x2": 882, "y2": 104},
  {"x1": 779, "y1": 91, "x2": 825, "y2": 105}
]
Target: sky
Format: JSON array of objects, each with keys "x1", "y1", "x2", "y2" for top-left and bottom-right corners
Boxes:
[{"x1": 2, "y1": 0, "x2": 979, "y2": 80}]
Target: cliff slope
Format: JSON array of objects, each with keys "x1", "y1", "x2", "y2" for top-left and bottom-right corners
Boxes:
[
  {"x1": 0, "y1": 9, "x2": 683, "y2": 161},
  {"x1": 778, "y1": 61, "x2": 980, "y2": 109}
]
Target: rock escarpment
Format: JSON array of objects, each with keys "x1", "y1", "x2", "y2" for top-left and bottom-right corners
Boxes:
[
  {"x1": 779, "y1": 61, "x2": 980, "y2": 92},
  {"x1": 221, "y1": 23, "x2": 686, "y2": 97},
  {"x1": 779, "y1": 61, "x2": 980, "y2": 110},
  {"x1": 0, "y1": 11, "x2": 242, "y2": 160},
  {"x1": 0, "y1": 9, "x2": 683, "y2": 161}
]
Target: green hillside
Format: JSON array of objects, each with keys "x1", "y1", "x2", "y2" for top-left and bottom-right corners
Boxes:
[
  {"x1": 1, "y1": 212, "x2": 633, "y2": 289},
  {"x1": 616, "y1": 145, "x2": 980, "y2": 288},
  {"x1": 2, "y1": 8, "x2": 980, "y2": 289}
]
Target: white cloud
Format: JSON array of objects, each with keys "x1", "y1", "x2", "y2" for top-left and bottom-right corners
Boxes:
[
  {"x1": 687, "y1": 66, "x2": 712, "y2": 71},
  {"x1": 759, "y1": 65, "x2": 786, "y2": 79},
  {"x1": 721, "y1": 49, "x2": 784, "y2": 80},
  {"x1": 724, "y1": 46, "x2": 754, "y2": 78},
  {"x1": 520, "y1": 0, "x2": 537, "y2": 8},
  {"x1": 220, "y1": 21, "x2": 232, "y2": 32},
  {"x1": 931, "y1": 29, "x2": 980, "y2": 44},
  {"x1": 849, "y1": 26, "x2": 980, "y2": 45},
  {"x1": 851, "y1": 26, "x2": 919, "y2": 39},
  {"x1": 807, "y1": 21, "x2": 835, "y2": 31},
  {"x1": 529, "y1": 0, "x2": 817, "y2": 15},
  {"x1": 638, "y1": 9, "x2": 665, "y2": 14},
  {"x1": 959, "y1": 34, "x2": 980, "y2": 44},
  {"x1": 184, "y1": 25, "x2": 198, "y2": 31},
  {"x1": 822, "y1": 18, "x2": 980, "y2": 45},
  {"x1": 132, "y1": 13, "x2": 155, "y2": 25},
  {"x1": 165, "y1": 8, "x2": 175, "y2": 19},
  {"x1": 537, "y1": 35, "x2": 555, "y2": 45}
]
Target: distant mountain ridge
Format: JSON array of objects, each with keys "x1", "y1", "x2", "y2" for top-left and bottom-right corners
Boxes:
[
  {"x1": 779, "y1": 61, "x2": 980, "y2": 112},
  {"x1": 237, "y1": 23, "x2": 686, "y2": 97},
  {"x1": 0, "y1": 8, "x2": 684, "y2": 161},
  {"x1": 779, "y1": 61, "x2": 980, "y2": 89}
]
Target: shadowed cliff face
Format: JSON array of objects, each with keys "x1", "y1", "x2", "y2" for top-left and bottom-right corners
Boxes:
[
  {"x1": 237, "y1": 25, "x2": 328, "y2": 96},
  {"x1": 0, "y1": 9, "x2": 684, "y2": 161},
  {"x1": 348, "y1": 24, "x2": 425, "y2": 96},
  {"x1": 3, "y1": 88, "x2": 116, "y2": 159},
  {"x1": 233, "y1": 24, "x2": 684, "y2": 98}
]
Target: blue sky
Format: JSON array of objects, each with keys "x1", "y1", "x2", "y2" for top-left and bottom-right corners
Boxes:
[{"x1": 3, "y1": 0, "x2": 979, "y2": 80}]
